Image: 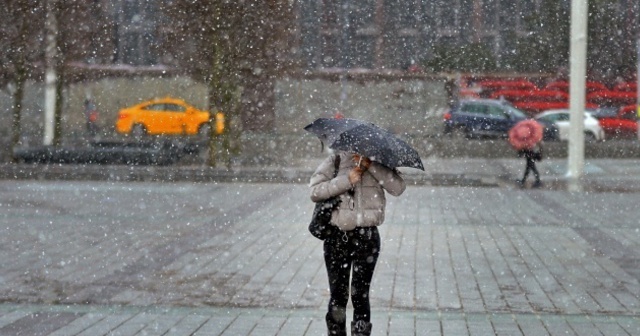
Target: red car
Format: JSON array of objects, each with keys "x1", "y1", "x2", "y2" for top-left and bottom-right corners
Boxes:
[{"x1": 590, "y1": 105, "x2": 638, "y2": 139}]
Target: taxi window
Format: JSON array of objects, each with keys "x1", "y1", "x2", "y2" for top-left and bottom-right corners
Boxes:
[
  {"x1": 164, "y1": 104, "x2": 187, "y2": 112},
  {"x1": 143, "y1": 104, "x2": 166, "y2": 111}
]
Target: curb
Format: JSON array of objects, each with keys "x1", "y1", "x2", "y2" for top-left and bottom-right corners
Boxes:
[{"x1": 0, "y1": 164, "x2": 499, "y2": 187}]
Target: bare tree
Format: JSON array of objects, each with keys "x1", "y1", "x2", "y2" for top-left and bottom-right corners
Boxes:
[
  {"x1": 47, "y1": 0, "x2": 96, "y2": 146},
  {"x1": 163, "y1": 0, "x2": 296, "y2": 166},
  {"x1": 0, "y1": 0, "x2": 45, "y2": 159},
  {"x1": 3, "y1": 0, "x2": 104, "y2": 155}
]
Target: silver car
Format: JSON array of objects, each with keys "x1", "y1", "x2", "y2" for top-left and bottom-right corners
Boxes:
[{"x1": 535, "y1": 109, "x2": 606, "y2": 141}]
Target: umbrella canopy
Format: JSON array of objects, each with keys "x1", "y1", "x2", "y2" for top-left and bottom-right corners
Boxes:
[
  {"x1": 304, "y1": 118, "x2": 424, "y2": 171},
  {"x1": 509, "y1": 119, "x2": 543, "y2": 150}
]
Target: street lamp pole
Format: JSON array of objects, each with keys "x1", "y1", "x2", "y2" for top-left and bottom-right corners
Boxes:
[
  {"x1": 339, "y1": 0, "x2": 350, "y2": 111},
  {"x1": 636, "y1": 35, "x2": 640, "y2": 141},
  {"x1": 567, "y1": 0, "x2": 588, "y2": 191},
  {"x1": 43, "y1": 0, "x2": 58, "y2": 146}
]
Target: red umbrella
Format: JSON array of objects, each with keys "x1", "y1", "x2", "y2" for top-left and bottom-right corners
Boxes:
[{"x1": 509, "y1": 120, "x2": 543, "y2": 150}]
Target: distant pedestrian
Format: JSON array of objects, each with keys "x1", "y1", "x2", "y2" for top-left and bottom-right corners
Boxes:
[
  {"x1": 310, "y1": 151, "x2": 406, "y2": 336},
  {"x1": 84, "y1": 99, "x2": 99, "y2": 137},
  {"x1": 518, "y1": 141, "x2": 543, "y2": 188},
  {"x1": 406, "y1": 59, "x2": 422, "y2": 73}
]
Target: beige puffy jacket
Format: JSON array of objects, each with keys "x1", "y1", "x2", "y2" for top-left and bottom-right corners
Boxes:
[{"x1": 309, "y1": 152, "x2": 406, "y2": 231}]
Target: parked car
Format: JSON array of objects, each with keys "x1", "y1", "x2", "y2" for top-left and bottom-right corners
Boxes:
[
  {"x1": 590, "y1": 106, "x2": 638, "y2": 139},
  {"x1": 535, "y1": 109, "x2": 605, "y2": 141},
  {"x1": 116, "y1": 97, "x2": 223, "y2": 137},
  {"x1": 533, "y1": 118, "x2": 561, "y2": 141},
  {"x1": 443, "y1": 99, "x2": 529, "y2": 138}
]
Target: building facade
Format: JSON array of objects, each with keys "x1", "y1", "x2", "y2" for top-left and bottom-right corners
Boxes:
[
  {"x1": 297, "y1": 0, "x2": 639, "y2": 72},
  {"x1": 88, "y1": 0, "x2": 168, "y2": 67},
  {"x1": 83, "y1": 0, "x2": 638, "y2": 77}
]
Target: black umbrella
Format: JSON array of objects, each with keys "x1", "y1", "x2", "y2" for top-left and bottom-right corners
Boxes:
[{"x1": 304, "y1": 118, "x2": 424, "y2": 171}]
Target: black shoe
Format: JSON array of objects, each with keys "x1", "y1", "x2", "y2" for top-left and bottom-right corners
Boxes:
[
  {"x1": 533, "y1": 181, "x2": 542, "y2": 188},
  {"x1": 351, "y1": 320, "x2": 372, "y2": 336},
  {"x1": 516, "y1": 179, "x2": 525, "y2": 188},
  {"x1": 326, "y1": 313, "x2": 346, "y2": 336}
]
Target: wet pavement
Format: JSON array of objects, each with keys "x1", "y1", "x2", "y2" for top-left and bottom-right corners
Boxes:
[
  {"x1": 4, "y1": 157, "x2": 640, "y2": 192},
  {"x1": 1, "y1": 158, "x2": 640, "y2": 335}
]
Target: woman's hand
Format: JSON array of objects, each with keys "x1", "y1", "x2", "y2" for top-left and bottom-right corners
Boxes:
[
  {"x1": 349, "y1": 167, "x2": 363, "y2": 185},
  {"x1": 352, "y1": 154, "x2": 371, "y2": 171},
  {"x1": 349, "y1": 154, "x2": 371, "y2": 185}
]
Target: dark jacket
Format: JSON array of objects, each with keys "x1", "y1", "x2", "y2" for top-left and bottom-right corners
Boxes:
[{"x1": 518, "y1": 143, "x2": 543, "y2": 161}]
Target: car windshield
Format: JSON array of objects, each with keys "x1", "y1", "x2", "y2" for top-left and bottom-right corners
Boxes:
[
  {"x1": 589, "y1": 107, "x2": 618, "y2": 118},
  {"x1": 535, "y1": 114, "x2": 554, "y2": 123},
  {"x1": 504, "y1": 104, "x2": 528, "y2": 119}
]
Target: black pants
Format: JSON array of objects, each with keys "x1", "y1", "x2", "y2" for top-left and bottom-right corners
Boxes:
[
  {"x1": 324, "y1": 226, "x2": 380, "y2": 325},
  {"x1": 522, "y1": 158, "x2": 540, "y2": 183}
]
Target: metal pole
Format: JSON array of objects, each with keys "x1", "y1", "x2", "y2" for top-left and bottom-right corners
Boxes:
[
  {"x1": 339, "y1": 0, "x2": 350, "y2": 111},
  {"x1": 636, "y1": 36, "x2": 640, "y2": 141},
  {"x1": 567, "y1": 0, "x2": 588, "y2": 191},
  {"x1": 43, "y1": 0, "x2": 57, "y2": 146}
]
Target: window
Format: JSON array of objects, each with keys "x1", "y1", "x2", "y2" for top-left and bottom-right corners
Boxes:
[
  {"x1": 462, "y1": 103, "x2": 487, "y2": 115},
  {"x1": 114, "y1": 0, "x2": 162, "y2": 65},
  {"x1": 352, "y1": 0, "x2": 376, "y2": 30},
  {"x1": 434, "y1": 0, "x2": 460, "y2": 36},
  {"x1": 486, "y1": 105, "x2": 507, "y2": 118},
  {"x1": 143, "y1": 104, "x2": 165, "y2": 111},
  {"x1": 164, "y1": 104, "x2": 186, "y2": 112},
  {"x1": 482, "y1": 0, "x2": 498, "y2": 31},
  {"x1": 505, "y1": 105, "x2": 528, "y2": 119}
]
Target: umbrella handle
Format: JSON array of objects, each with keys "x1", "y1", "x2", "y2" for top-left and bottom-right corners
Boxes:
[{"x1": 357, "y1": 156, "x2": 362, "y2": 168}]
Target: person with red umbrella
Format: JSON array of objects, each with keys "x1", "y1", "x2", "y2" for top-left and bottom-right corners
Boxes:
[{"x1": 509, "y1": 120, "x2": 544, "y2": 188}]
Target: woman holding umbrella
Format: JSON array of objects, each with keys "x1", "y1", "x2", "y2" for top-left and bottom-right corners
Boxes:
[
  {"x1": 309, "y1": 151, "x2": 406, "y2": 336},
  {"x1": 509, "y1": 120, "x2": 544, "y2": 188},
  {"x1": 518, "y1": 142, "x2": 543, "y2": 188},
  {"x1": 305, "y1": 117, "x2": 421, "y2": 336}
]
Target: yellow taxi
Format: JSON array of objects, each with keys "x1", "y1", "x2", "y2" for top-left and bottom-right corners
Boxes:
[{"x1": 115, "y1": 97, "x2": 224, "y2": 136}]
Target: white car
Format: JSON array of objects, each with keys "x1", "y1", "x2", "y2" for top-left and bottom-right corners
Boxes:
[{"x1": 535, "y1": 109, "x2": 605, "y2": 141}]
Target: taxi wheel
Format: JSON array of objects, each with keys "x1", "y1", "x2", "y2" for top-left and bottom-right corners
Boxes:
[{"x1": 131, "y1": 124, "x2": 147, "y2": 139}]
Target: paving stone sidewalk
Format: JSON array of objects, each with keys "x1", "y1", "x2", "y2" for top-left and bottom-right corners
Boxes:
[
  {"x1": 4, "y1": 157, "x2": 640, "y2": 192},
  {"x1": 1, "y1": 160, "x2": 640, "y2": 335}
]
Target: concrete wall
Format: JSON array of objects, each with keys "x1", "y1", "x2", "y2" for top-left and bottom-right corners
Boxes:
[
  {"x1": 0, "y1": 77, "x2": 209, "y2": 161},
  {"x1": 274, "y1": 77, "x2": 449, "y2": 135},
  {"x1": 0, "y1": 76, "x2": 449, "y2": 163},
  {"x1": 239, "y1": 76, "x2": 449, "y2": 164}
]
